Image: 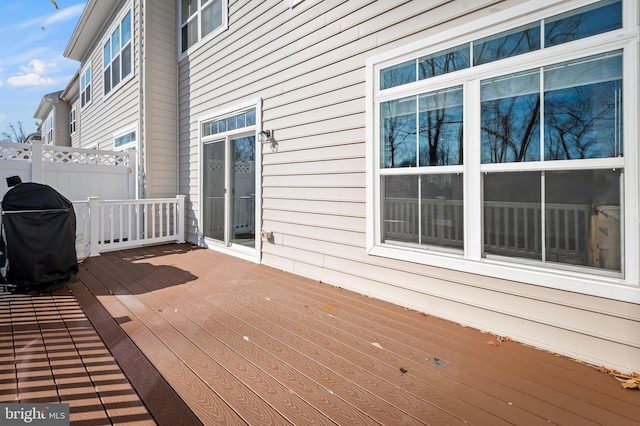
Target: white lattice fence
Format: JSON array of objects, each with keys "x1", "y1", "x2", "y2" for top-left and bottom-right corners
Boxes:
[{"x1": 1, "y1": 141, "x2": 135, "y2": 201}]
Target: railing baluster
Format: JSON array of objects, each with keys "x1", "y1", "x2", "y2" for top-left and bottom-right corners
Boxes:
[{"x1": 119, "y1": 204, "x2": 124, "y2": 243}]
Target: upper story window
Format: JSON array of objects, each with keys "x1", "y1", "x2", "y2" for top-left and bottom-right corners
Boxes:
[
  {"x1": 69, "y1": 108, "x2": 76, "y2": 135},
  {"x1": 367, "y1": 0, "x2": 637, "y2": 301},
  {"x1": 45, "y1": 115, "x2": 54, "y2": 145},
  {"x1": 380, "y1": 0, "x2": 622, "y2": 90},
  {"x1": 80, "y1": 66, "x2": 91, "y2": 108},
  {"x1": 180, "y1": 0, "x2": 227, "y2": 54},
  {"x1": 104, "y1": 10, "x2": 133, "y2": 95}
]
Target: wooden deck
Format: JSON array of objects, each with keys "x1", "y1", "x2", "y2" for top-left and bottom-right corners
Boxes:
[{"x1": 2, "y1": 243, "x2": 639, "y2": 425}]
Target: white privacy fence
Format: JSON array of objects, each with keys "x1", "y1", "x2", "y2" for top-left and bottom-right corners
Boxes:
[
  {"x1": 0, "y1": 141, "x2": 135, "y2": 200},
  {"x1": 73, "y1": 196, "x2": 185, "y2": 256}
]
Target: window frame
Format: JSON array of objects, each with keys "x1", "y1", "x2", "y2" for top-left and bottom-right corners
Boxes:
[
  {"x1": 103, "y1": 8, "x2": 133, "y2": 97},
  {"x1": 80, "y1": 65, "x2": 91, "y2": 109},
  {"x1": 179, "y1": 0, "x2": 228, "y2": 58},
  {"x1": 69, "y1": 108, "x2": 76, "y2": 135},
  {"x1": 45, "y1": 114, "x2": 54, "y2": 145},
  {"x1": 365, "y1": 0, "x2": 639, "y2": 303},
  {"x1": 113, "y1": 124, "x2": 138, "y2": 151}
]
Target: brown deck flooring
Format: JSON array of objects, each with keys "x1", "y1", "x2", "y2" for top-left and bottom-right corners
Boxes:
[
  {"x1": 2, "y1": 243, "x2": 640, "y2": 425},
  {"x1": 0, "y1": 287, "x2": 155, "y2": 424}
]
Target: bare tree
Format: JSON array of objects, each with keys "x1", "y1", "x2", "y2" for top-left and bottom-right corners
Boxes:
[{"x1": 2, "y1": 121, "x2": 28, "y2": 143}]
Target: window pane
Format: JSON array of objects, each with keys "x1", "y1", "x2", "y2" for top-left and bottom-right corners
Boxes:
[
  {"x1": 201, "y1": 0, "x2": 223, "y2": 38},
  {"x1": 545, "y1": 169, "x2": 621, "y2": 271},
  {"x1": 111, "y1": 27, "x2": 120, "y2": 55},
  {"x1": 481, "y1": 69, "x2": 540, "y2": 163},
  {"x1": 421, "y1": 174, "x2": 464, "y2": 250},
  {"x1": 381, "y1": 96, "x2": 417, "y2": 168},
  {"x1": 380, "y1": 60, "x2": 415, "y2": 90},
  {"x1": 418, "y1": 44, "x2": 470, "y2": 80},
  {"x1": 545, "y1": 0, "x2": 622, "y2": 47},
  {"x1": 474, "y1": 22, "x2": 541, "y2": 66},
  {"x1": 383, "y1": 175, "x2": 419, "y2": 244},
  {"x1": 181, "y1": 21, "x2": 198, "y2": 52},
  {"x1": 112, "y1": 55, "x2": 121, "y2": 87},
  {"x1": 419, "y1": 86, "x2": 463, "y2": 166},
  {"x1": 484, "y1": 172, "x2": 542, "y2": 260},
  {"x1": 103, "y1": 42, "x2": 110, "y2": 68},
  {"x1": 246, "y1": 109, "x2": 256, "y2": 126},
  {"x1": 104, "y1": 68, "x2": 111, "y2": 94},
  {"x1": 122, "y1": 44, "x2": 132, "y2": 78},
  {"x1": 182, "y1": 0, "x2": 197, "y2": 24},
  {"x1": 203, "y1": 141, "x2": 225, "y2": 240},
  {"x1": 121, "y1": 11, "x2": 132, "y2": 44},
  {"x1": 544, "y1": 52, "x2": 623, "y2": 160},
  {"x1": 85, "y1": 83, "x2": 90, "y2": 104},
  {"x1": 226, "y1": 116, "x2": 237, "y2": 131},
  {"x1": 115, "y1": 131, "x2": 136, "y2": 148}
]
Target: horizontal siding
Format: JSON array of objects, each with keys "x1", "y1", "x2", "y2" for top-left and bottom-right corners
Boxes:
[
  {"x1": 178, "y1": 0, "x2": 640, "y2": 373},
  {"x1": 143, "y1": 1, "x2": 177, "y2": 198},
  {"x1": 78, "y1": 4, "x2": 140, "y2": 151}
]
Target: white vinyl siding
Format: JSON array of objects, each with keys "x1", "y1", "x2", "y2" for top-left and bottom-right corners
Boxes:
[
  {"x1": 75, "y1": 4, "x2": 139, "y2": 153},
  {"x1": 144, "y1": 2, "x2": 178, "y2": 198},
  {"x1": 178, "y1": 0, "x2": 640, "y2": 373}
]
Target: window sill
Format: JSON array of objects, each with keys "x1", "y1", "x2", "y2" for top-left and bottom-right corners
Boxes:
[{"x1": 367, "y1": 243, "x2": 640, "y2": 303}]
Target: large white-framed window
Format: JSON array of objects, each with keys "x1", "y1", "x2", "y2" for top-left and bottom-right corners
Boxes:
[
  {"x1": 198, "y1": 99, "x2": 262, "y2": 263},
  {"x1": 180, "y1": 0, "x2": 228, "y2": 55},
  {"x1": 113, "y1": 124, "x2": 137, "y2": 151},
  {"x1": 80, "y1": 66, "x2": 91, "y2": 108},
  {"x1": 103, "y1": 9, "x2": 133, "y2": 96},
  {"x1": 366, "y1": 0, "x2": 639, "y2": 302}
]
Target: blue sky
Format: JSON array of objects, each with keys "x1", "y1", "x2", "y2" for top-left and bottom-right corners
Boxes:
[{"x1": 0, "y1": 0, "x2": 86, "y2": 138}]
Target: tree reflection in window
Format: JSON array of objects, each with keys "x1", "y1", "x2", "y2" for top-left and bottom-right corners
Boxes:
[
  {"x1": 418, "y1": 45, "x2": 470, "y2": 80},
  {"x1": 545, "y1": 0, "x2": 622, "y2": 47},
  {"x1": 481, "y1": 70, "x2": 541, "y2": 163},
  {"x1": 419, "y1": 87, "x2": 463, "y2": 166},
  {"x1": 544, "y1": 52, "x2": 623, "y2": 160},
  {"x1": 381, "y1": 96, "x2": 417, "y2": 168},
  {"x1": 381, "y1": 87, "x2": 463, "y2": 168},
  {"x1": 474, "y1": 22, "x2": 540, "y2": 66}
]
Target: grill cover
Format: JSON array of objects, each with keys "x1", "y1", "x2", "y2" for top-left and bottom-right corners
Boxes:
[{"x1": 1, "y1": 182, "x2": 78, "y2": 288}]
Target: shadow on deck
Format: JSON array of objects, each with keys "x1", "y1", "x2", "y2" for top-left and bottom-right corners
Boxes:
[{"x1": 2, "y1": 243, "x2": 639, "y2": 425}]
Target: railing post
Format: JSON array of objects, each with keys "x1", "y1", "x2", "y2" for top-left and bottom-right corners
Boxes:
[
  {"x1": 88, "y1": 197, "x2": 101, "y2": 257},
  {"x1": 177, "y1": 194, "x2": 186, "y2": 243},
  {"x1": 31, "y1": 141, "x2": 44, "y2": 183}
]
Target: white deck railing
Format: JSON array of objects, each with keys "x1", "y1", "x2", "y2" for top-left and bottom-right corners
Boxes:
[
  {"x1": 385, "y1": 198, "x2": 593, "y2": 263},
  {"x1": 73, "y1": 195, "x2": 185, "y2": 256}
]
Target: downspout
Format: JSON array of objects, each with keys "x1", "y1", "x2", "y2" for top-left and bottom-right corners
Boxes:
[{"x1": 137, "y1": 0, "x2": 145, "y2": 200}]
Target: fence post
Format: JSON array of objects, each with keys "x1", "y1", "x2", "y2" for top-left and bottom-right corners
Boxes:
[
  {"x1": 177, "y1": 194, "x2": 185, "y2": 243},
  {"x1": 31, "y1": 141, "x2": 44, "y2": 183},
  {"x1": 88, "y1": 197, "x2": 101, "y2": 257},
  {"x1": 128, "y1": 150, "x2": 138, "y2": 199}
]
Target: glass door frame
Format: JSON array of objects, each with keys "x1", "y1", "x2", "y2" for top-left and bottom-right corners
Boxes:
[{"x1": 198, "y1": 100, "x2": 263, "y2": 263}]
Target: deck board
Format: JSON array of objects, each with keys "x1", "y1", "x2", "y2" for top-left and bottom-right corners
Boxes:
[{"x1": 3, "y1": 243, "x2": 639, "y2": 425}]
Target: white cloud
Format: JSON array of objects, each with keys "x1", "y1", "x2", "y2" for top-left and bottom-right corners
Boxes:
[
  {"x1": 43, "y1": 4, "x2": 85, "y2": 26},
  {"x1": 6, "y1": 59, "x2": 56, "y2": 87},
  {"x1": 11, "y1": 3, "x2": 85, "y2": 31}
]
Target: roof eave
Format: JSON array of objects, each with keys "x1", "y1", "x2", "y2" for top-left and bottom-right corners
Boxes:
[{"x1": 64, "y1": 0, "x2": 119, "y2": 61}]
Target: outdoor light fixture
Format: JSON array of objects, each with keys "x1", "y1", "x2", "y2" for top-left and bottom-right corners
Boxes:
[{"x1": 259, "y1": 129, "x2": 273, "y2": 143}]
